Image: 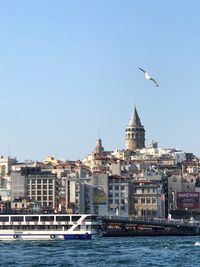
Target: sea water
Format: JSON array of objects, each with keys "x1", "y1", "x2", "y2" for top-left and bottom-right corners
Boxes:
[{"x1": 0, "y1": 236, "x2": 200, "y2": 266}]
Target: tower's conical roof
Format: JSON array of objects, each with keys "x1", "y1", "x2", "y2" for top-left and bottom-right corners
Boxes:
[
  {"x1": 93, "y1": 137, "x2": 104, "y2": 154},
  {"x1": 128, "y1": 107, "x2": 142, "y2": 127}
]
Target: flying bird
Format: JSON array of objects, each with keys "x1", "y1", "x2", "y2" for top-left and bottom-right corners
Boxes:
[{"x1": 138, "y1": 67, "x2": 159, "y2": 87}]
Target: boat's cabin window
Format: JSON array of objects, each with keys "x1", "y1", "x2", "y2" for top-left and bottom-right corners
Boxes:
[
  {"x1": 0, "y1": 217, "x2": 9, "y2": 222},
  {"x1": 72, "y1": 216, "x2": 81, "y2": 221},
  {"x1": 11, "y1": 216, "x2": 24, "y2": 222},
  {"x1": 25, "y1": 216, "x2": 39, "y2": 222},
  {"x1": 41, "y1": 216, "x2": 54, "y2": 221},
  {"x1": 56, "y1": 216, "x2": 70, "y2": 222}
]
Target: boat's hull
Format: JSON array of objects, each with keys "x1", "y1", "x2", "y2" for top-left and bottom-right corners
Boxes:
[{"x1": 0, "y1": 232, "x2": 92, "y2": 240}]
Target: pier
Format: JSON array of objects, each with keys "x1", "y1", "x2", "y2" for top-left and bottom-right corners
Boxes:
[{"x1": 101, "y1": 217, "x2": 200, "y2": 237}]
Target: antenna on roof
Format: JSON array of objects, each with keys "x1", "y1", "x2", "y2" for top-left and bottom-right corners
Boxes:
[{"x1": 8, "y1": 144, "x2": 11, "y2": 157}]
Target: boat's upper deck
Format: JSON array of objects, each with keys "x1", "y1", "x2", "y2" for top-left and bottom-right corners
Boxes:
[{"x1": 0, "y1": 214, "x2": 101, "y2": 226}]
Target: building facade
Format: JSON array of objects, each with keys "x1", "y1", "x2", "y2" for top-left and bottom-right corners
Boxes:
[
  {"x1": 28, "y1": 172, "x2": 56, "y2": 209},
  {"x1": 132, "y1": 180, "x2": 165, "y2": 218},
  {"x1": 108, "y1": 175, "x2": 133, "y2": 217}
]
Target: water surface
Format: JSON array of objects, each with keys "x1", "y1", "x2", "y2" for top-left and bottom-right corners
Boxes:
[{"x1": 0, "y1": 236, "x2": 199, "y2": 266}]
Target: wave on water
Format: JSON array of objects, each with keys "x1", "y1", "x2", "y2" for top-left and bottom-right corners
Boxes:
[{"x1": 1, "y1": 237, "x2": 200, "y2": 266}]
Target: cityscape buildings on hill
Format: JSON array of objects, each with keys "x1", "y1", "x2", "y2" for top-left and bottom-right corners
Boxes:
[{"x1": 0, "y1": 108, "x2": 199, "y2": 220}]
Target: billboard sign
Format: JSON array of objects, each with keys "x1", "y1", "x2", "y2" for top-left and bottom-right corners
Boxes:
[
  {"x1": 176, "y1": 192, "x2": 200, "y2": 209},
  {"x1": 93, "y1": 186, "x2": 107, "y2": 205}
]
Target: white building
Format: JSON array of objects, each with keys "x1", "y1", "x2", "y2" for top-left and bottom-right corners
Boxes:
[{"x1": 108, "y1": 175, "x2": 132, "y2": 217}]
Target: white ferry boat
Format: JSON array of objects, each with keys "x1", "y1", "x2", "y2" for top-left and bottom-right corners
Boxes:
[{"x1": 0, "y1": 214, "x2": 101, "y2": 240}]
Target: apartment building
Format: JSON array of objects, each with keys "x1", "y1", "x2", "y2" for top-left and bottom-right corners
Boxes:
[
  {"x1": 28, "y1": 172, "x2": 56, "y2": 209},
  {"x1": 108, "y1": 175, "x2": 132, "y2": 217},
  {"x1": 132, "y1": 180, "x2": 165, "y2": 218}
]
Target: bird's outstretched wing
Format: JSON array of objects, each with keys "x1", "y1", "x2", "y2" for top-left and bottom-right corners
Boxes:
[
  {"x1": 150, "y1": 78, "x2": 159, "y2": 87},
  {"x1": 138, "y1": 67, "x2": 146, "y2": 73}
]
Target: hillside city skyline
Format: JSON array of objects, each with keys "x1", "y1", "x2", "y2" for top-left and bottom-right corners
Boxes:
[
  {"x1": 0, "y1": 105, "x2": 198, "y2": 220},
  {"x1": 1, "y1": 1, "x2": 200, "y2": 265}
]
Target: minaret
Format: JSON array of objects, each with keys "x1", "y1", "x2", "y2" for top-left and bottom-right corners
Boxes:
[{"x1": 125, "y1": 107, "x2": 145, "y2": 151}]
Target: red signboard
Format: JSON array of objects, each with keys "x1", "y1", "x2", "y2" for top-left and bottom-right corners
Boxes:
[{"x1": 177, "y1": 192, "x2": 200, "y2": 209}]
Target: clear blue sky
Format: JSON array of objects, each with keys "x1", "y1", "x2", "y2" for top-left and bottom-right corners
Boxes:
[{"x1": 0, "y1": 1, "x2": 200, "y2": 161}]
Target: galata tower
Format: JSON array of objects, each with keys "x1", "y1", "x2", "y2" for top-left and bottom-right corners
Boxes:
[{"x1": 125, "y1": 107, "x2": 145, "y2": 151}]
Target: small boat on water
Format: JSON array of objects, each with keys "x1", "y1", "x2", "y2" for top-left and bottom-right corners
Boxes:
[{"x1": 0, "y1": 214, "x2": 101, "y2": 240}]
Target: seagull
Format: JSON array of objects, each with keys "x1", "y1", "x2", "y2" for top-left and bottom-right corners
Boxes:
[{"x1": 138, "y1": 67, "x2": 159, "y2": 87}]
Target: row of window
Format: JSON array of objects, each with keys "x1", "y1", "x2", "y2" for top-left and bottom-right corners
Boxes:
[
  {"x1": 28, "y1": 185, "x2": 53, "y2": 190},
  {"x1": 109, "y1": 185, "x2": 125, "y2": 191},
  {"x1": 108, "y1": 193, "x2": 126, "y2": 198},
  {"x1": 109, "y1": 199, "x2": 126, "y2": 205},
  {"x1": 134, "y1": 188, "x2": 157, "y2": 194},
  {"x1": 28, "y1": 190, "x2": 54, "y2": 196},
  {"x1": 0, "y1": 225, "x2": 91, "y2": 231},
  {"x1": 134, "y1": 197, "x2": 157, "y2": 204},
  {"x1": 0, "y1": 215, "x2": 82, "y2": 222},
  {"x1": 29, "y1": 179, "x2": 53, "y2": 184},
  {"x1": 28, "y1": 196, "x2": 54, "y2": 201},
  {"x1": 126, "y1": 132, "x2": 144, "y2": 139},
  {"x1": 0, "y1": 225, "x2": 69, "y2": 230}
]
